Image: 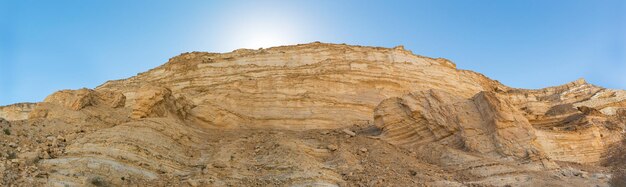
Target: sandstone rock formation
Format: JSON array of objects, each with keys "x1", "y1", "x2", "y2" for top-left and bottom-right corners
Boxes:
[
  {"x1": 98, "y1": 42, "x2": 501, "y2": 129},
  {"x1": 129, "y1": 85, "x2": 193, "y2": 119},
  {"x1": 0, "y1": 103, "x2": 36, "y2": 121},
  {"x1": 0, "y1": 42, "x2": 624, "y2": 186},
  {"x1": 42, "y1": 88, "x2": 125, "y2": 111}
]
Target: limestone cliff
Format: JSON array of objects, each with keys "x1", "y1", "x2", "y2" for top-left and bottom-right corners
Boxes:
[
  {"x1": 0, "y1": 43, "x2": 624, "y2": 187},
  {"x1": 0, "y1": 103, "x2": 36, "y2": 121},
  {"x1": 97, "y1": 42, "x2": 501, "y2": 129}
]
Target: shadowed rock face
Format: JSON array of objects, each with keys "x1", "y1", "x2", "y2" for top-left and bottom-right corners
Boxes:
[{"x1": 0, "y1": 43, "x2": 624, "y2": 186}]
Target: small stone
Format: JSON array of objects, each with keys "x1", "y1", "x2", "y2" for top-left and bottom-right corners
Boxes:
[
  {"x1": 342, "y1": 129, "x2": 356, "y2": 136},
  {"x1": 213, "y1": 162, "x2": 227, "y2": 168},
  {"x1": 327, "y1": 144, "x2": 338, "y2": 151},
  {"x1": 8, "y1": 142, "x2": 17, "y2": 148},
  {"x1": 187, "y1": 179, "x2": 200, "y2": 187},
  {"x1": 580, "y1": 173, "x2": 588, "y2": 178},
  {"x1": 572, "y1": 170, "x2": 582, "y2": 177},
  {"x1": 360, "y1": 148, "x2": 368, "y2": 153}
]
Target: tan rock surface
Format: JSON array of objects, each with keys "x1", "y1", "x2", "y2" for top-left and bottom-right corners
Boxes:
[
  {"x1": 129, "y1": 85, "x2": 193, "y2": 119},
  {"x1": 98, "y1": 42, "x2": 501, "y2": 129},
  {"x1": 373, "y1": 80, "x2": 625, "y2": 186},
  {"x1": 0, "y1": 103, "x2": 36, "y2": 121},
  {"x1": 0, "y1": 43, "x2": 624, "y2": 186}
]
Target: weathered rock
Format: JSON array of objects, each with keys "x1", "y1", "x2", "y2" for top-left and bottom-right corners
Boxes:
[
  {"x1": 342, "y1": 129, "x2": 356, "y2": 137},
  {"x1": 327, "y1": 144, "x2": 338, "y2": 151},
  {"x1": 18, "y1": 151, "x2": 39, "y2": 165},
  {"x1": 187, "y1": 179, "x2": 200, "y2": 187},
  {"x1": 130, "y1": 85, "x2": 193, "y2": 119},
  {"x1": 373, "y1": 84, "x2": 625, "y2": 186},
  {"x1": 212, "y1": 162, "x2": 227, "y2": 169},
  {"x1": 0, "y1": 103, "x2": 36, "y2": 121},
  {"x1": 374, "y1": 89, "x2": 547, "y2": 160},
  {"x1": 42, "y1": 88, "x2": 125, "y2": 111},
  {"x1": 1, "y1": 43, "x2": 624, "y2": 187},
  {"x1": 98, "y1": 42, "x2": 503, "y2": 129}
]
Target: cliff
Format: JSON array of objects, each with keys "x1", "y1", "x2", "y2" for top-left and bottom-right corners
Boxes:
[{"x1": 0, "y1": 42, "x2": 624, "y2": 186}]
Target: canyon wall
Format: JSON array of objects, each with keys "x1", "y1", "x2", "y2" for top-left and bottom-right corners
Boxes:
[{"x1": 1, "y1": 43, "x2": 624, "y2": 186}]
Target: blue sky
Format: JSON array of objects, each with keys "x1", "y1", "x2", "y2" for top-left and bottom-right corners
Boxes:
[{"x1": 0, "y1": 0, "x2": 624, "y2": 105}]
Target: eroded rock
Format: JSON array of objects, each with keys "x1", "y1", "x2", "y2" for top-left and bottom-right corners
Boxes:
[
  {"x1": 1, "y1": 43, "x2": 624, "y2": 186},
  {"x1": 43, "y1": 88, "x2": 125, "y2": 111},
  {"x1": 130, "y1": 85, "x2": 193, "y2": 119}
]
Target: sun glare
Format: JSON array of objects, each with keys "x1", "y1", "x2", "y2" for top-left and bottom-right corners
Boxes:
[
  {"x1": 214, "y1": 3, "x2": 307, "y2": 51},
  {"x1": 230, "y1": 20, "x2": 300, "y2": 50}
]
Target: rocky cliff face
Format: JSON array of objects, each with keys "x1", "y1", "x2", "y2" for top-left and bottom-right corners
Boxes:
[
  {"x1": 0, "y1": 43, "x2": 624, "y2": 186},
  {"x1": 0, "y1": 103, "x2": 36, "y2": 121},
  {"x1": 97, "y1": 43, "x2": 500, "y2": 129}
]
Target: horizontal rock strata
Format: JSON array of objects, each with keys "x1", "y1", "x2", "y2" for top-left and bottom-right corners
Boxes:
[{"x1": 1, "y1": 43, "x2": 624, "y2": 186}]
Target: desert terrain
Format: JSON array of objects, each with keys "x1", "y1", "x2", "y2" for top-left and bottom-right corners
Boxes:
[{"x1": 1, "y1": 42, "x2": 625, "y2": 186}]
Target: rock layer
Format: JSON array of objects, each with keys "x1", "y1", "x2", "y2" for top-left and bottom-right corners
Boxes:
[
  {"x1": 374, "y1": 84, "x2": 625, "y2": 163},
  {"x1": 0, "y1": 103, "x2": 36, "y2": 121},
  {"x1": 98, "y1": 43, "x2": 501, "y2": 129}
]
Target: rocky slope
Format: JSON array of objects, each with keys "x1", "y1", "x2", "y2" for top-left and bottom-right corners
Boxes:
[{"x1": 0, "y1": 42, "x2": 624, "y2": 186}]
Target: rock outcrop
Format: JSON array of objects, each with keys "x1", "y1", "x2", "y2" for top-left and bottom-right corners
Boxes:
[
  {"x1": 374, "y1": 89, "x2": 547, "y2": 160},
  {"x1": 0, "y1": 103, "x2": 36, "y2": 121},
  {"x1": 98, "y1": 43, "x2": 501, "y2": 129},
  {"x1": 373, "y1": 90, "x2": 561, "y2": 186},
  {"x1": 42, "y1": 88, "x2": 125, "y2": 111},
  {"x1": 0, "y1": 43, "x2": 624, "y2": 186},
  {"x1": 129, "y1": 85, "x2": 193, "y2": 119}
]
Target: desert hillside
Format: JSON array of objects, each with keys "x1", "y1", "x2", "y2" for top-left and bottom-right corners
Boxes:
[{"x1": 1, "y1": 42, "x2": 625, "y2": 186}]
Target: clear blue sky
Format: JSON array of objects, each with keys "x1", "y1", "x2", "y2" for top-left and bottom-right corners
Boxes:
[{"x1": 1, "y1": 1, "x2": 624, "y2": 105}]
